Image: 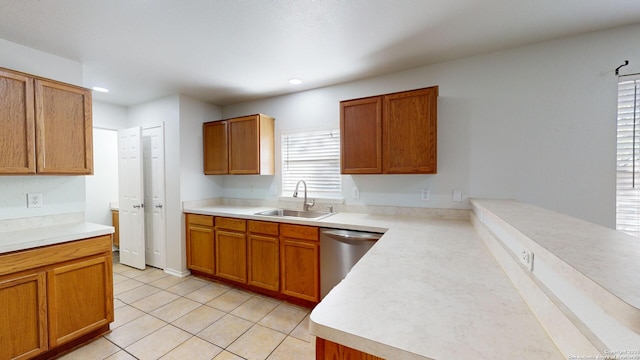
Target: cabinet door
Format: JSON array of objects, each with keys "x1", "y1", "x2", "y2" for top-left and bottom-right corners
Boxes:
[
  {"x1": 228, "y1": 115, "x2": 260, "y2": 174},
  {"x1": 0, "y1": 69, "x2": 35, "y2": 174},
  {"x1": 316, "y1": 338, "x2": 385, "y2": 360},
  {"x1": 203, "y1": 120, "x2": 228, "y2": 174},
  {"x1": 35, "y1": 79, "x2": 93, "y2": 174},
  {"x1": 340, "y1": 96, "x2": 382, "y2": 174},
  {"x1": 111, "y1": 210, "x2": 120, "y2": 247},
  {"x1": 280, "y1": 238, "x2": 319, "y2": 302},
  {"x1": 215, "y1": 230, "x2": 247, "y2": 283},
  {"x1": 47, "y1": 255, "x2": 113, "y2": 347},
  {"x1": 0, "y1": 272, "x2": 47, "y2": 360},
  {"x1": 383, "y1": 87, "x2": 437, "y2": 174},
  {"x1": 248, "y1": 234, "x2": 279, "y2": 291},
  {"x1": 186, "y1": 223, "x2": 215, "y2": 275}
]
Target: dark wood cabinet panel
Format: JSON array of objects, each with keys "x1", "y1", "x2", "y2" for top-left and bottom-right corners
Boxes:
[
  {"x1": 203, "y1": 121, "x2": 228, "y2": 175},
  {"x1": 340, "y1": 86, "x2": 438, "y2": 175},
  {"x1": 340, "y1": 96, "x2": 382, "y2": 174}
]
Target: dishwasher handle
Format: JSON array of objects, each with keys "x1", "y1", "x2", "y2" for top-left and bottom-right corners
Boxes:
[{"x1": 322, "y1": 229, "x2": 382, "y2": 245}]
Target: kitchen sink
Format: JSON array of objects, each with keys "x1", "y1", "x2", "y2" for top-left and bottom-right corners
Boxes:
[{"x1": 255, "y1": 208, "x2": 335, "y2": 220}]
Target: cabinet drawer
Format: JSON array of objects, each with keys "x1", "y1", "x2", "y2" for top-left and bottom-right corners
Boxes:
[
  {"x1": 248, "y1": 221, "x2": 279, "y2": 236},
  {"x1": 216, "y1": 217, "x2": 247, "y2": 232},
  {"x1": 187, "y1": 214, "x2": 213, "y2": 227},
  {"x1": 281, "y1": 224, "x2": 318, "y2": 241}
]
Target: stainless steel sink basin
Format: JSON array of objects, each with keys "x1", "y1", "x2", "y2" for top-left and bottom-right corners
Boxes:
[{"x1": 255, "y1": 208, "x2": 335, "y2": 220}]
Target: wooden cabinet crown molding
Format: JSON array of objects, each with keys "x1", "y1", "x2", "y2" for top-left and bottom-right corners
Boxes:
[
  {"x1": 203, "y1": 113, "x2": 274, "y2": 175},
  {"x1": 340, "y1": 86, "x2": 438, "y2": 175},
  {"x1": 0, "y1": 67, "x2": 93, "y2": 176}
]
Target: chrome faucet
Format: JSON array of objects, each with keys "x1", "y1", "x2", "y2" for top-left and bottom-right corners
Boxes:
[{"x1": 293, "y1": 180, "x2": 315, "y2": 211}]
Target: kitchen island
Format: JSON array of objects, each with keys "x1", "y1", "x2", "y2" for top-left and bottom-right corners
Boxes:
[{"x1": 184, "y1": 202, "x2": 563, "y2": 359}]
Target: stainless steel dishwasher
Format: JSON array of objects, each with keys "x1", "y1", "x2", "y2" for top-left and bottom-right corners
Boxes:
[{"x1": 320, "y1": 228, "x2": 383, "y2": 298}]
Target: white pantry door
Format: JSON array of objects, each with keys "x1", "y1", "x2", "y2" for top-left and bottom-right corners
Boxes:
[
  {"x1": 142, "y1": 125, "x2": 166, "y2": 269},
  {"x1": 118, "y1": 127, "x2": 146, "y2": 270}
]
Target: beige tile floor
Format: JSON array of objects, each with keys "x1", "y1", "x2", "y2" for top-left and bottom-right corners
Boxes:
[{"x1": 59, "y1": 258, "x2": 315, "y2": 360}]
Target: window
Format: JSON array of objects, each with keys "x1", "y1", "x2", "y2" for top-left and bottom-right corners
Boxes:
[
  {"x1": 616, "y1": 75, "x2": 640, "y2": 236},
  {"x1": 282, "y1": 129, "x2": 341, "y2": 198}
]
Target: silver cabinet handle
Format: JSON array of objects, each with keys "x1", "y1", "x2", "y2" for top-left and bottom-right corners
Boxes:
[
  {"x1": 155, "y1": 204, "x2": 163, "y2": 209},
  {"x1": 133, "y1": 204, "x2": 144, "y2": 209}
]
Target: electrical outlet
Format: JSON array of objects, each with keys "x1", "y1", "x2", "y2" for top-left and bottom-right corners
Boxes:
[
  {"x1": 352, "y1": 187, "x2": 360, "y2": 200},
  {"x1": 519, "y1": 249, "x2": 534, "y2": 271},
  {"x1": 452, "y1": 190, "x2": 462, "y2": 202},
  {"x1": 421, "y1": 188, "x2": 431, "y2": 201},
  {"x1": 27, "y1": 192, "x2": 43, "y2": 208}
]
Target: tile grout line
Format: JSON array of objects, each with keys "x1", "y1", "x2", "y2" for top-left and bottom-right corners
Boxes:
[{"x1": 111, "y1": 263, "x2": 314, "y2": 359}]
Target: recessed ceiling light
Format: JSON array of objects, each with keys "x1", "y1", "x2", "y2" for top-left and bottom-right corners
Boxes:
[
  {"x1": 289, "y1": 78, "x2": 302, "y2": 85},
  {"x1": 92, "y1": 86, "x2": 110, "y2": 93}
]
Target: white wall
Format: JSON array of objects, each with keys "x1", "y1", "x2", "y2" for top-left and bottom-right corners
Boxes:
[
  {"x1": 93, "y1": 101, "x2": 128, "y2": 130},
  {"x1": 222, "y1": 24, "x2": 640, "y2": 228},
  {"x1": 84, "y1": 101, "x2": 129, "y2": 226},
  {"x1": 85, "y1": 129, "x2": 118, "y2": 225},
  {"x1": 0, "y1": 39, "x2": 86, "y2": 221},
  {"x1": 179, "y1": 95, "x2": 224, "y2": 202},
  {"x1": 128, "y1": 94, "x2": 222, "y2": 274}
]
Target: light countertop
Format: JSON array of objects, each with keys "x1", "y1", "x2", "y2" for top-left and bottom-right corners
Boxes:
[
  {"x1": 0, "y1": 222, "x2": 115, "y2": 254},
  {"x1": 184, "y1": 204, "x2": 563, "y2": 359}
]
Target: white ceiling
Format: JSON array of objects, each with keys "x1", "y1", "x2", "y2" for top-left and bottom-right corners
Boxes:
[{"x1": 1, "y1": 0, "x2": 639, "y2": 106}]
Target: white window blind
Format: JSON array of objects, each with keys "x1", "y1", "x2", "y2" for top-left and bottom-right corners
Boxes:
[
  {"x1": 282, "y1": 129, "x2": 341, "y2": 197},
  {"x1": 616, "y1": 74, "x2": 640, "y2": 237}
]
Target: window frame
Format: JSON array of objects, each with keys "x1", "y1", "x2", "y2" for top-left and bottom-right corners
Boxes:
[{"x1": 281, "y1": 129, "x2": 342, "y2": 199}]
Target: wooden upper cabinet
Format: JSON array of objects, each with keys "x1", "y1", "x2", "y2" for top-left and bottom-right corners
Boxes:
[
  {"x1": 340, "y1": 86, "x2": 438, "y2": 174},
  {"x1": 35, "y1": 79, "x2": 93, "y2": 175},
  {"x1": 203, "y1": 114, "x2": 274, "y2": 175},
  {"x1": 383, "y1": 87, "x2": 437, "y2": 174},
  {"x1": 0, "y1": 69, "x2": 36, "y2": 174},
  {"x1": 228, "y1": 114, "x2": 275, "y2": 175},
  {"x1": 0, "y1": 67, "x2": 93, "y2": 176},
  {"x1": 340, "y1": 96, "x2": 382, "y2": 174},
  {"x1": 203, "y1": 120, "x2": 228, "y2": 175}
]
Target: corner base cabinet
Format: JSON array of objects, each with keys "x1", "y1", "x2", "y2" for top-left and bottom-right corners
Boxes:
[{"x1": 0, "y1": 235, "x2": 113, "y2": 360}]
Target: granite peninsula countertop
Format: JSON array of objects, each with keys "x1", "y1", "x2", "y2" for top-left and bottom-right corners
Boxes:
[
  {"x1": 0, "y1": 222, "x2": 115, "y2": 254},
  {"x1": 184, "y1": 204, "x2": 563, "y2": 359}
]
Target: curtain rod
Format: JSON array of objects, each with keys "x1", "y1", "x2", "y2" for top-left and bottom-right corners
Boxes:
[{"x1": 616, "y1": 60, "x2": 640, "y2": 77}]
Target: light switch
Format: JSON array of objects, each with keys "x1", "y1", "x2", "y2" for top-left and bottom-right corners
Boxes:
[{"x1": 452, "y1": 190, "x2": 462, "y2": 202}]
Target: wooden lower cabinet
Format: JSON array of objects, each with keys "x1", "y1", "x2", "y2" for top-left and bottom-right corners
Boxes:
[
  {"x1": 280, "y1": 224, "x2": 320, "y2": 303},
  {"x1": 0, "y1": 272, "x2": 47, "y2": 360},
  {"x1": 248, "y1": 220, "x2": 280, "y2": 291},
  {"x1": 186, "y1": 214, "x2": 215, "y2": 275},
  {"x1": 215, "y1": 229, "x2": 247, "y2": 283},
  {"x1": 0, "y1": 235, "x2": 113, "y2": 360},
  {"x1": 215, "y1": 217, "x2": 248, "y2": 283},
  {"x1": 111, "y1": 210, "x2": 119, "y2": 247},
  {"x1": 316, "y1": 338, "x2": 384, "y2": 360},
  {"x1": 47, "y1": 255, "x2": 113, "y2": 347},
  {"x1": 185, "y1": 214, "x2": 321, "y2": 306}
]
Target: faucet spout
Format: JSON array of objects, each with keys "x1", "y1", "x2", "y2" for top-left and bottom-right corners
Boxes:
[{"x1": 293, "y1": 180, "x2": 315, "y2": 211}]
